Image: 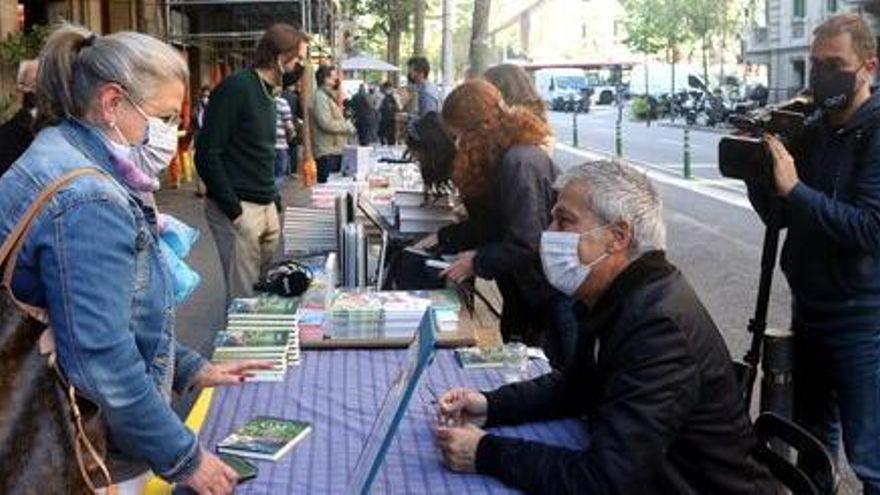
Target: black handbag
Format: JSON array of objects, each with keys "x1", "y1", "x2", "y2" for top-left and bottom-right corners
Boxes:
[{"x1": 0, "y1": 168, "x2": 112, "y2": 494}]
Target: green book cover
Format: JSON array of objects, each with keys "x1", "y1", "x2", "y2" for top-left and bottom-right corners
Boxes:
[
  {"x1": 217, "y1": 417, "x2": 312, "y2": 461},
  {"x1": 455, "y1": 346, "x2": 506, "y2": 369},
  {"x1": 214, "y1": 329, "x2": 291, "y2": 350}
]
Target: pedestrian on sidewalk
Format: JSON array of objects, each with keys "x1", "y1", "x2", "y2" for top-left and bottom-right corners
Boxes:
[
  {"x1": 378, "y1": 81, "x2": 400, "y2": 145},
  {"x1": 280, "y1": 81, "x2": 302, "y2": 177},
  {"x1": 196, "y1": 23, "x2": 309, "y2": 302},
  {"x1": 0, "y1": 23, "x2": 273, "y2": 495},
  {"x1": 406, "y1": 56, "x2": 440, "y2": 119},
  {"x1": 351, "y1": 83, "x2": 378, "y2": 146},
  {"x1": 311, "y1": 64, "x2": 354, "y2": 183},
  {"x1": 747, "y1": 14, "x2": 880, "y2": 492},
  {"x1": 274, "y1": 95, "x2": 294, "y2": 186},
  {"x1": 191, "y1": 84, "x2": 211, "y2": 196}
]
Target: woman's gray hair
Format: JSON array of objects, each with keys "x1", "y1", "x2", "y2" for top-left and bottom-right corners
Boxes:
[
  {"x1": 37, "y1": 23, "x2": 188, "y2": 123},
  {"x1": 556, "y1": 160, "x2": 667, "y2": 257}
]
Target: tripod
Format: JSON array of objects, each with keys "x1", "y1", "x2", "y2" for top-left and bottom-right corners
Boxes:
[{"x1": 738, "y1": 198, "x2": 786, "y2": 409}]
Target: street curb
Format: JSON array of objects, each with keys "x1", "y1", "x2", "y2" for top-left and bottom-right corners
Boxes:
[
  {"x1": 555, "y1": 143, "x2": 751, "y2": 210},
  {"x1": 657, "y1": 121, "x2": 732, "y2": 135}
]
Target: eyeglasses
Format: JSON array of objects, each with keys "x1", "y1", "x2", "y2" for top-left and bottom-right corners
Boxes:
[{"x1": 123, "y1": 91, "x2": 181, "y2": 127}]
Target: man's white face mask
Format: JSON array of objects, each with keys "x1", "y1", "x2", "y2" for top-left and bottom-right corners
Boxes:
[{"x1": 540, "y1": 225, "x2": 610, "y2": 296}]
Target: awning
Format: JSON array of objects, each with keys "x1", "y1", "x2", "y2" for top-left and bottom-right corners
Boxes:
[{"x1": 339, "y1": 55, "x2": 400, "y2": 72}]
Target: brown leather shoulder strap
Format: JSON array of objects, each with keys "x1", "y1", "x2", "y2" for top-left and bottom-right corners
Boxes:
[{"x1": 0, "y1": 168, "x2": 110, "y2": 319}]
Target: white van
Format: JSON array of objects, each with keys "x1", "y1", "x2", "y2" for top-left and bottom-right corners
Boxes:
[
  {"x1": 533, "y1": 68, "x2": 588, "y2": 108},
  {"x1": 629, "y1": 63, "x2": 702, "y2": 96}
]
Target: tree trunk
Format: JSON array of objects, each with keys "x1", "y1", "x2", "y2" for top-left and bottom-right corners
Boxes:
[
  {"x1": 702, "y1": 35, "x2": 709, "y2": 87},
  {"x1": 387, "y1": 26, "x2": 401, "y2": 65},
  {"x1": 469, "y1": 0, "x2": 491, "y2": 74},
  {"x1": 414, "y1": 0, "x2": 426, "y2": 56}
]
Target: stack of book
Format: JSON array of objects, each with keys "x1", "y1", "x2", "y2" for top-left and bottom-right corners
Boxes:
[
  {"x1": 310, "y1": 180, "x2": 364, "y2": 209},
  {"x1": 327, "y1": 291, "x2": 384, "y2": 339},
  {"x1": 325, "y1": 290, "x2": 459, "y2": 339},
  {"x1": 283, "y1": 207, "x2": 337, "y2": 255},
  {"x1": 213, "y1": 295, "x2": 302, "y2": 381},
  {"x1": 425, "y1": 289, "x2": 462, "y2": 333},
  {"x1": 377, "y1": 292, "x2": 433, "y2": 338},
  {"x1": 394, "y1": 190, "x2": 456, "y2": 234}
]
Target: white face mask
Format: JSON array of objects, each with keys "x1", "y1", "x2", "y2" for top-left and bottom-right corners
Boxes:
[
  {"x1": 124, "y1": 95, "x2": 179, "y2": 177},
  {"x1": 540, "y1": 227, "x2": 609, "y2": 296}
]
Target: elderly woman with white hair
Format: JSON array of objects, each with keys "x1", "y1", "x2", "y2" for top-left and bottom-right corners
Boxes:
[
  {"x1": 434, "y1": 161, "x2": 776, "y2": 494},
  {"x1": 0, "y1": 24, "x2": 270, "y2": 495}
]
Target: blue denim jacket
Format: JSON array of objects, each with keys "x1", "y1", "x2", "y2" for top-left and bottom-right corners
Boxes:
[{"x1": 0, "y1": 119, "x2": 207, "y2": 482}]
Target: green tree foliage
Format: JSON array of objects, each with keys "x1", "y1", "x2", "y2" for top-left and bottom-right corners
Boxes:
[{"x1": 345, "y1": 0, "x2": 415, "y2": 67}]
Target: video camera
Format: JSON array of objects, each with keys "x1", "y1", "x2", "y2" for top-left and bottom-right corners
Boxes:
[{"x1": 718, "y1": 95, "x2": 817, "y2": 187}]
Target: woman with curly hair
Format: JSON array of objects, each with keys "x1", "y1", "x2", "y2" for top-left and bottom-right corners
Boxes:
[{"x1": 415, "y1": 79, "x2": 575, "y2": 366}]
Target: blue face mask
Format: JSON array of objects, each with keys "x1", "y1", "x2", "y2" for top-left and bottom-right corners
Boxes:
[{"x1": 540, "y1": 226, "x2": 609, "y2": 296}]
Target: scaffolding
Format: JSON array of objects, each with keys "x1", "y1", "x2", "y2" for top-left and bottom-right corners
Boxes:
[{"x1": 165, "y1": 0, "x2": 339, "y2": 54}]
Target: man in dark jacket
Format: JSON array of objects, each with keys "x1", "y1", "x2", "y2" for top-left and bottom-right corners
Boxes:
[
  {"x1": 436, "y1": 161, "x2": 776, "y2": 494},
  {"x1": 747, "y1": 14, "x2": 880, "y2": 491},
  {"x1": 0, "y1": 59, "x2": 38, "y2": 176},
  {"x1": 351, "y1": 84, "x2": 378, "y2": 146}
]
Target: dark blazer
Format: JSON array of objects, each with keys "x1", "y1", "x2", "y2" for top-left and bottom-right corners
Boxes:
[{"x1": 476, "y1": 251, "x2": 776, "y2": 494}]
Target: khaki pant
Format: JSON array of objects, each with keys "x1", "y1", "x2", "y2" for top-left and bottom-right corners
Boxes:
[{"x1": 205, "y1": 199, "x2": 280, "y2": 303}]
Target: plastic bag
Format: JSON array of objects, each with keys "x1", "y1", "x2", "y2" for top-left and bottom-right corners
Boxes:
[
  {"x1": 159, "y1": 238, "x2": 201, "y2": 305},
  {"x1": 157, "y1": 213, "x2": 200, "y2": 259}
]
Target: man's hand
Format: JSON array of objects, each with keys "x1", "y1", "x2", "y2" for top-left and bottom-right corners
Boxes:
[
  {"x1": 181, "y1": 450, "x2": 238, "y2": 495},
  {"x1": 193, "y1": 360, "x2": 276, "y2": 389},
  {"x1": 435, "y1": 424, "x2": 486, "y2": 473},
  {"x1": 436, "y1": 387, "x2": 488, "y2": 427},
  {"x1": 440, "y1": 251, "x2": 476, "y2": 283},
  {"x1": 765, "y1": 133, "x2": 800, "y2": 197}
]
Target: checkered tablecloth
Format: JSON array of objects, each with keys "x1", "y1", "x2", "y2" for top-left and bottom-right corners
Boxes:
[{"x1": 197, "y1": 349, "x2": 588, "y2": 494}]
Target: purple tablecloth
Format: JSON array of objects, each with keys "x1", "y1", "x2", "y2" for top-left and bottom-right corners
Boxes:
[{"x1": 197, "y1": 349, "x2": 588, "y2": 494}]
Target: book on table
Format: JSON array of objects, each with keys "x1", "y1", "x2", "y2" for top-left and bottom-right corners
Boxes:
[
  {"x1": 216, "y1": 416, "x2": 312, "y2": 461},
  {"x1": 454, "y1": 346, "x2": 506, "y2": 369}
]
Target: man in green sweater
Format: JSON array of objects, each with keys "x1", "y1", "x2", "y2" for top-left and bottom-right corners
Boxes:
[{"x1": 196, "y1": 23, "x2": 309, "y2": 301}]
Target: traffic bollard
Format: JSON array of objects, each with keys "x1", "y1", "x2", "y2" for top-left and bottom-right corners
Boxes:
[
  {"x1": 615, "y1": 104, "x2": 623, "y2": 157},
  {"x1": 572, "y1": 109, "x2": 579, "y2": 148},
  {"x1": 683, "y1": 126, "x2": 692, "y2": 179}
]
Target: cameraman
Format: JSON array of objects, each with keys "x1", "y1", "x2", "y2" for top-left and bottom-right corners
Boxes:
[{"x1": 747, "y1": 14, "x2": 880, "y2": 492}]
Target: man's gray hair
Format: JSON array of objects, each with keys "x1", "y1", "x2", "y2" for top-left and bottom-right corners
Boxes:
[
  {"x1": 37, "y1": 23, "x2": 188, "y2": 123},
  {"x1": 556, "y1": 160, "x2": 667, "y2": 256}
]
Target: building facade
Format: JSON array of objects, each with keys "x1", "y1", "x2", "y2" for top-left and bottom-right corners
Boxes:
[{"x1": 743, "y1": 0, "x2": 879, "y2": 103}]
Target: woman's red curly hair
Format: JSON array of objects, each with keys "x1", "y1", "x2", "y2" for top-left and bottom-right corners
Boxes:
[{"x1": 441, "y1": 79, "x2": 551, "y2": 198}]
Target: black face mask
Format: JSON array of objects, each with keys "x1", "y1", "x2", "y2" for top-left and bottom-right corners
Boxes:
[
  {"x1": 282, "y1": 62, "x2": 304, "y2": 88},
  {"x1": 21, "y1": 91, "x2": 36, "y2": 110},
  {"x1": 810, "y1": 64, "x2": 860, "y2": 111}
]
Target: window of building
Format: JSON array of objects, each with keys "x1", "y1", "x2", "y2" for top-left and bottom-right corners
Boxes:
[
  {"x1": 827, "y1": 0, "x2": 837, "y2": 12},
  {"x1": 793, "y1": 0, "x2": 805, "y2": 18}
]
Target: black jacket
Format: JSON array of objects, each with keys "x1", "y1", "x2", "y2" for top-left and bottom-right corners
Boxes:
[
  {"x1": 0, "y1": 108, "x2": 36, "y2": 177},
  {"x1": 748, "y1": 91, "x2": 880, "y2": 332},
  {"x1": 476, "y1": 252, "x2": 776, "y2": 494},
  {"x1": 437, "y1": 144, "x2": 560, "y2": 344},
  {"x1": 437, "y1": 144, "x2": 557, "y2": 304}
]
